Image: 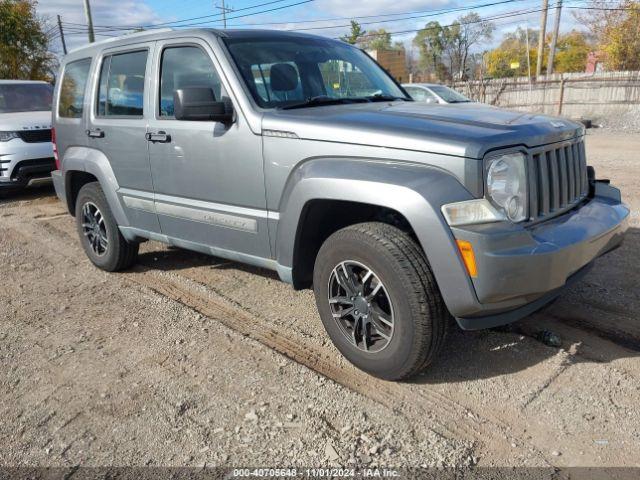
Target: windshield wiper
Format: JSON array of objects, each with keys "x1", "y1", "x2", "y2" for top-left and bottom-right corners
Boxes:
[
  {"x1": 279, "y1": 96, "x2": 369, "y2": 110},
  {"x1": 366, "y1": 93, "x2": 410, "y2": 102}
]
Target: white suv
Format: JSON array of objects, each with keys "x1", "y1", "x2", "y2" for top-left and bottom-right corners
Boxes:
[{"x1": 0, "y1": 80, "x2": 55, "y2": 193}]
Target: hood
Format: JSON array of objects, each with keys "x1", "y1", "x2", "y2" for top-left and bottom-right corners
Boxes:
[
  {"x1": 0, "y1": 111, "x2": 52, "y2": 131},
  {"x1": 262, "y1": 102, "x2": 583, "y2": 159}
]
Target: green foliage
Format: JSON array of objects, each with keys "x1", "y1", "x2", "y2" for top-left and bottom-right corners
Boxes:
[
  {"x1": 413, "y1": 21, "x2": 444, "y2": 72},
  {"x1": 413, "y1": 13, "x2": 494, "y2": 81},
  {"x1": 0, "y1": 0, "x2": 55, "y2": 80},
  {"x1": 601, "y1": 1, "x2": 640, "y2": 70},
  {"x1": 486, "y1": 28, "x2": 590, "y2": 78},
  {"x1": 555, "y1": 30, "x2": 591, "y2": 73},
  {"x1": 340, "y1": 20, "x2": 366, "y2": 45},
  {"x1": 361, "y1": 29, "x2": 392, "y2": 51},
  {"x1": 486, "y1": 27, "x2": 538, "y2": 78}
]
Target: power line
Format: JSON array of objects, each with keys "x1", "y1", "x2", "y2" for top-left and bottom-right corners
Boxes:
[
  {"x1": 218, "y1": 0, "x2": 534, "y2": 28},
  {"x1": 63, "y1": 0, "x2": 306, "y2": 30},
  {"x1": 56, "y1": 0, "x2": 636, "y2": 39},
  {"x1": 288, "y1": 0, "x2": 539, "y2": 32},
  {"x1": 346, "y1": 4, "x2": 557, "y2": 40},
  {"x1": 61, "y1": 0, "x2": 539, "y2": 33}
]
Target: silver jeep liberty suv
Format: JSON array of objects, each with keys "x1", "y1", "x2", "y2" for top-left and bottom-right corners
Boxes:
[{"x1": 51, "y1": 29, "x2": 629, "y2": 380}]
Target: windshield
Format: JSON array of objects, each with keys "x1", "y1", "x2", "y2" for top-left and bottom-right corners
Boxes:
[
  {"x1": 223, "y1": 36, "x2": 409, "y2": 109},
  {"x1": 429, "y1": 85, "x2": 471, "y2": 103},
  {"x1": 0, "y1": 83, "x2": 53, "y2": 113}
]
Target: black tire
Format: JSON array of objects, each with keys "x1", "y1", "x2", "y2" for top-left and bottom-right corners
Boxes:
[
  {"x1": 313, "y1": 222, "x2": 449, "y2": 381},
  {"x1": 75, "y1": 182, "x2": 138, "y2": 271}
]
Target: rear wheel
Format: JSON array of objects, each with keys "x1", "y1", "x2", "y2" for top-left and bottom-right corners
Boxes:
[
  {"x1": 75, "y1": 182, "x2": 138, "y2": 271},
  {"x1": 313, "y1": 222, "x2": 449, "y2": 381}
]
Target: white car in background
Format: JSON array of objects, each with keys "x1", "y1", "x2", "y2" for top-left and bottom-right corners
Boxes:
[
  {"x1": 0, "y1": 80, "x2": 55, "y2": 194},
  {"x1": 402, "y1": 83, "x2": 474, "y2": 105}
]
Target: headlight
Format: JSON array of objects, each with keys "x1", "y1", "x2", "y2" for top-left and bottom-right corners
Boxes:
[
  {"x1": 486, "y1": 152, "x2": 528, "y2": 222},
  {"x1": 0, "y1": 131, "x2": 19, "y2": 142}
]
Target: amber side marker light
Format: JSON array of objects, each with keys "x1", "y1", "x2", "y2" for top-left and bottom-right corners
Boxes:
[{"x1": 456, "y1": 240, "x2": 478, "y2": 278}]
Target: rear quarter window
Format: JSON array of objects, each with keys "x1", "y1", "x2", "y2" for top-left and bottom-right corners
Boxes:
[{"x1": 58, "y1": 58, "x2": 92, "y2": 118}]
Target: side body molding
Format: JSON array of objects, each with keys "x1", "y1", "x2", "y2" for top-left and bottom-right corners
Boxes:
[
  {"x1": 62, "y1": 146, "x2": 130, "y2": 227},
  {"x1": 275, "y1": 157, "x2": 480, "y2": 317}
]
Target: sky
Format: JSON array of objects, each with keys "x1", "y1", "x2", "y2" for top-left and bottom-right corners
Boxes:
[{"x1": 37, "y1": 0, "x2": 586, "y2": 55}]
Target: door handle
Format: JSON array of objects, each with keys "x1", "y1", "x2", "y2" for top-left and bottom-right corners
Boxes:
[
  {"x1": 145, "y1": 131, "x2": 171, "y2": 143},
  {"x1": 86, "y1": 128, "x2": 104, "y2": 138}
]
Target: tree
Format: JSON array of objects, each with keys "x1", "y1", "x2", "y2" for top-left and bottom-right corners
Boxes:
[
  {"x1": 486, "y1": 27, "x2": 589, "y2": 78},
  {"x1": 443, "y1": 13, "x2": 495, "y2": 80},
  {"x1": 601, "y1": 1, "x2": 640, "y2": 70},
  {"x1": 413, "y1": 21, "x2": 445, "y2": 77},
  {"x1": 0, "y1": 0, "x2": 56, "y2": 80},
  {"x1": 361, "y1": 28, "x2": 393, "y2": 51},
  {"x1": 486, "y1": 27, "x2": 538, "y2": 78},
  {"x1": 555, "y1": 30, "x2": 591, "y2": 73},
  {"x1": 340, "y1": 20, "x2": 366, "y2": 45},
  {"x1": 574, "y1": 0, "x2": 640, "y2": 70}
]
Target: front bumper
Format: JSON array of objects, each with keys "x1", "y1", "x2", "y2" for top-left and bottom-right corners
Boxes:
[
  {"x1": 0, "y1": 139, "x2": 55, "y2": 189},
  {"x1": 452, "y1": 182, "x2": 629, "y2": 329}
]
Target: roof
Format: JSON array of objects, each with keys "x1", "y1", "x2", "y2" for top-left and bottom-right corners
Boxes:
[
  {"x1": 66, "y1": 27, "x2": 340, "y2": 56},
  {"x1": 0, "y1": 80, "x2": 49, "y2": 84}
]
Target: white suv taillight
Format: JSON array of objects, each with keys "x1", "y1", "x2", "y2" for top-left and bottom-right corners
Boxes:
[{"x1": 52, "y1": 127, "x2": 60, "y2": 169}]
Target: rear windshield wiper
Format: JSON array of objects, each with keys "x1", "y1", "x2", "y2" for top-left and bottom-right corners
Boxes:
[{"x1": 279, "y1": 96, "x2": 369, "y2": 110}]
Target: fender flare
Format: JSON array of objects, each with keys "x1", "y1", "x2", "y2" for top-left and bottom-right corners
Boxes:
[
  {"x1": 62, "y1": 146, "x2": 130, "y2": 227},
  {"x1": 275, "y1": 157, "x2": 481, "y2": 317}
]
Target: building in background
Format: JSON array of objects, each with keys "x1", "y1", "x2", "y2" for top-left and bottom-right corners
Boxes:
[{"x1": 367, "y1": 49, "x2": 409, "y2": 83}]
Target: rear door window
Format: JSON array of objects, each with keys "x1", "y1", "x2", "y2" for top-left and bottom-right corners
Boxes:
[
  {"x1": 58, "y1": 58, "x2": 92, "y2": 118},
  {"x1": 97, "y1": 50, "x2": 148, "y2": 117}
]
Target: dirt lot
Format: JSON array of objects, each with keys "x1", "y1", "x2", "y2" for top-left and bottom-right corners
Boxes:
[{"x1": 1, "y1": 130, "x2": 639, "y2": 471}]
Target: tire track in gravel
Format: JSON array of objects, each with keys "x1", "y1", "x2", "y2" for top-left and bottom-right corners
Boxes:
[{"x1": 8, "y1": 200, "x2": 552, "y2": 464}]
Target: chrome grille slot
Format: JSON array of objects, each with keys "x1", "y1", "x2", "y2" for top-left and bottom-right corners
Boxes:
[{"x1": 529, "y1": 138, "x2": 587, "y2": 221}]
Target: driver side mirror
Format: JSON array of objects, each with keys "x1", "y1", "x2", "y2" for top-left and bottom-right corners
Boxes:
[{"x1": 174, "y1": 87, "x2": 233, "y2": 123}]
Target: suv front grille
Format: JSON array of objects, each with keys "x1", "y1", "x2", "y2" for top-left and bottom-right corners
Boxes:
[
  {"x1": 17, "y1": 129, "x2": 51, "y2": 143},
  {"x1": 528, "y1": 138, "x2": 588, "y2": 221}
]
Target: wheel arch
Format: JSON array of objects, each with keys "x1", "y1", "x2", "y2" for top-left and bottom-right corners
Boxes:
[
  {"x1": 275, "y1": 157, "x2": 480, "y2": 317},
  {"x1": 61, "y1": 146, "x2": 129, "y2": 226}
]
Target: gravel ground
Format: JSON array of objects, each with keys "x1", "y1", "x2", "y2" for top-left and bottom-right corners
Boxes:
[
  {"x1": 596, "y1": 107, "x2": 640, "y2": 133},
  {"x1": 1, "y1": 132, "x2": 639, "y2": 471}
]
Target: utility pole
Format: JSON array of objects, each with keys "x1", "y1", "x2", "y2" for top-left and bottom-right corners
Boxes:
[
  {"x1": 82, "y1": 0, "x2": 95, "y2": 43},
  {"x1": 57, "y1": 15, "x2": 67, "y2": 55},
  {"x1": 525, "y1": 23, "x2": 532, "y2": 84},
  {"x1": 546, "y1": 0, "x2": 562, "y2": 75},
  {"x1": 215, "y1": 0, "x2": 233, "y2": 29},
  {"x1": 536, "y1": 0, "x2": 549, "y2": 77}
]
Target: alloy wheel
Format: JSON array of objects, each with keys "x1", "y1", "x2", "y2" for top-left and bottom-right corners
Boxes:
[
  {"x1": 327, "y1": 260, "x2": 395, "y2": 353},
  {"x1": 81, "y1": 202, "x2": 109, "y2": 257}
]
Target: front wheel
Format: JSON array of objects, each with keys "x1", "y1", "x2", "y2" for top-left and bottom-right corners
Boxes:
[
  {"x1": 313, "y1": 222, "x2": 449, "y2": 381},
  {"x1": 75, "y1": 182, "x2": 138, "y2": 271}
]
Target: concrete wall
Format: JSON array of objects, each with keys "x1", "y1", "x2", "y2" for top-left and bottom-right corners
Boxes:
[{"x1": 452, "y1": 71, "x2": 640, "y2": 120}]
